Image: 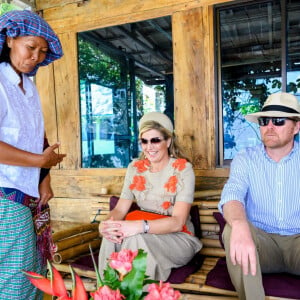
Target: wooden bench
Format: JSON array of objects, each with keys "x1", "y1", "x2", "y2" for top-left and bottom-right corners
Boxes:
[{"x1": 51, "y1": 191, "x2": 295, "y2": 300}]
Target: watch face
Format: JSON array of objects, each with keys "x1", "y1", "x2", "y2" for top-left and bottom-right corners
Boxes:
[{"x1": 143, "y1": 220, "x2": 149, "y2": 233}]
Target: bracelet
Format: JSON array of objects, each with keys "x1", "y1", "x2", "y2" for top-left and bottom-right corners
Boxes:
[{"x1": 143, "y1": 220, "x2": 150, "y2": 234}]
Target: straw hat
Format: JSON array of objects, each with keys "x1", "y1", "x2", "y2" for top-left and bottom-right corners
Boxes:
[
  {"x1": 245, "y1": 92, "x2": 300, "y2": 124},
  {"x1": 139, "y1": 112, "x2": 174, "y2": 132}
]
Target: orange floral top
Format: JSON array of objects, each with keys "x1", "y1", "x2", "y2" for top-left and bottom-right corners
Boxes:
[{"x1": 120, "y1": 157, "x2": 195, "y2": 233}]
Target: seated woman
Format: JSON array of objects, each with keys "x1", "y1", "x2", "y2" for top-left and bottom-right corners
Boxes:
[{"x1": 98, "y1": 111, "x2": 202, "y2": 281}]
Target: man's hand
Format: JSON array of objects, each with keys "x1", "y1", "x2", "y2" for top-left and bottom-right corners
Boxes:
[{"x1": 230, "y1": 220, "x2": 257, "y2": 276}]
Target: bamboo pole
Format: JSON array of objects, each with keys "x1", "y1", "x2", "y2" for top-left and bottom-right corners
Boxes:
[
  {"x1": 199, "y1": 208, "x2": 219, "y2": 215},
  {"x1": 53, "y1": 239, "x2": 100, "y2": 264},
  {"x1": 200, "y1": 247, "x2": 225, "y2": 257},
  {"x1": 54, "y1": 231, "x2": 100, "y2": 252},
  {"x1": 201, "y1": 237, "x2": 222, "y2": 248},
  {"x1": 194, "y1": 190, "x2": 222, "y2": 198},
  {"x1": 200, "y1": 223, "x2": 220, "y2": 232},
  {"x1": 194, "y1": 200, "x2": 219, "y2": 209},
  {"x1": 63, "y1": 278, "x2": 98, "y2": 292},
  {"x1": 53, "y1": 263, "x2": 97, "y2": 279},
  {"x1": 199, "y1": 215, "x2": 217, "y2": 224},
  {"x1": 52, "y1": 223, "x2": 99, "y2": 242}
]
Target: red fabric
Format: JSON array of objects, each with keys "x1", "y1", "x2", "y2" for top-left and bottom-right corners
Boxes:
[
  {"x1": 125, "y1": 210, "x2": 169, "y2": 221},
  {"x1": 125, "y1": 210, "x2": 192, "y2": 235}
]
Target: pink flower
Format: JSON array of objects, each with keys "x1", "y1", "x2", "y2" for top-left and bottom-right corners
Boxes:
[
  {"x1": 109, "y1": 249, "x2": 138, "y2": 279},
  {"x1": 90, "y1": 285, "x2": 125, "y2": 300},
  {"x1": 145, "y1": 281, "x2": 181, "y2": 300}
]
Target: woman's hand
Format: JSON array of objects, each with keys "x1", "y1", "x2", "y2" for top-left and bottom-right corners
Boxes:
[
  {"x1": 38, "y1": 174, "x2": 54, "y2": 205},
  {"x1": 99, "y1": 217, "x2": 123, "y2": 243},
  {"x1": 41, "y1": 143, "x2": 66, "y2": 168},
  {"x1": 99, "y1": 219, "x2": 143, "y2": 243}
]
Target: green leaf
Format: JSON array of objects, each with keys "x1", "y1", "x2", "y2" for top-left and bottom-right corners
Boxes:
[
  {"x1": 103, "y1": 266, "x2": 121, "y2": 290},
  {"x1": 89, "y1": 244, "x2": 103, "y2": 288},
  {"x1": 119, "y1": 249, "x2": 148, "y2": 300}
]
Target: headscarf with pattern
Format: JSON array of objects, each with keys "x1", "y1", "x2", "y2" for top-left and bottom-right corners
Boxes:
[{"x1": 0, "y1": 10, "x2": 63, "y2": 76}]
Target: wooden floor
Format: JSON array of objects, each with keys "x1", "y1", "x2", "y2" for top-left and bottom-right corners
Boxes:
[{"x1": 43, "y1": 292, "x2": 293, "y2": 299}]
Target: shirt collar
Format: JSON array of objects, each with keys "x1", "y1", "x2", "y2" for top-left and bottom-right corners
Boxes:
[
  {"x1": 0, "y1": 62, "x2": 33, "y2": 98},
  {"x1": 0, "y1": 62, "x2": 20, "y2": 85},
  {"x1": 261, "y1": 140, "x2": 299, "y2": 162}
]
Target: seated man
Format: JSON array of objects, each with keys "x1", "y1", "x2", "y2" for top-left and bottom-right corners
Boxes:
[{"x1": 218, "y1": 92, "x2": 300, "y2": 300}]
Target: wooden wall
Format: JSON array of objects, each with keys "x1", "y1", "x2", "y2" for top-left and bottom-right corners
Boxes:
[{"x1": 34, "y1": 0, "x2": 233, "y2": 230}]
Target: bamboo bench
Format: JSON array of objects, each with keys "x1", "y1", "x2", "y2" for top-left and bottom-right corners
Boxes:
[{"x1": 51, "y1": 191, "x2": 297, "y2": 300}]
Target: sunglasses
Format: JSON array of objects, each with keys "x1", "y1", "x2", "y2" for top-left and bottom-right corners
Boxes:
[
  {"x1": 139, "y1": 137, "x2": 164, "y2": 145},
  {"x1": 258, "y1": 117, "x2": 296, "y2": 127}
]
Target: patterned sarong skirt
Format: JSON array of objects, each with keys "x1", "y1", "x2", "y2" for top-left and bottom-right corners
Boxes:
[{"x1": 0, "y1": 196, "x2": 43, "y2": 299}]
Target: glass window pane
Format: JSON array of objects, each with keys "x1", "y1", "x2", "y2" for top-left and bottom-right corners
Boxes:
[
  {"x1": 287, "y1": 0, "x2": 300, "y2": 95},
  {"x1": 219, "y1": 0, "x2": 283, "y2": 161},
  {"x1": 78, "y1": 17, "x2": 173, "y2": 168}
]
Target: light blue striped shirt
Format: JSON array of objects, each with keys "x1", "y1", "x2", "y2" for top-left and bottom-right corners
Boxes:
[{"x1": 219, "y1": 141, "x2": 300, "y2": 235}]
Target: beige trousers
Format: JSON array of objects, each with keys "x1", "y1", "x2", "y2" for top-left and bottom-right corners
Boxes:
[{"x1": 222, "y1": 223, "x2": 300, "y2": 300}]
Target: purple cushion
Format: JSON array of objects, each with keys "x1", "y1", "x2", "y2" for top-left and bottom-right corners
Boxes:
[
  {"x1": 206, "y1": 257, "x2": 300, "y2": 299},
  {"x1": 167, "y1": 252, "x2": 204, "y2": 284},
  {"x1": 71, "y1": 251, "x2": 99, "y2": 271},
  {"x1": 213, "y1": 212, "x2": 226, "y2": 249},
  {"x1": 109, "y1": 195, "x2": 139, "y2": 211}
]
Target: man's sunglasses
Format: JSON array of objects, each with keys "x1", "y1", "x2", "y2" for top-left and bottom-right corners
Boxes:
[
  {"x1": 139, "y1": 137, "x2": 164, "y2": 145},
  {"x1": 258, "y1": 117, "x2": 296, "y2": 127}
]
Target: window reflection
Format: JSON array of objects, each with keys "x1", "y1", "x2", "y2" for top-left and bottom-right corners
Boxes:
[
  {"x1": 217, "y1": 0, "x2": 300, "y2": 162},
  {"x1": 78, "y1": 16, "x2": 173, "y2": 168}
]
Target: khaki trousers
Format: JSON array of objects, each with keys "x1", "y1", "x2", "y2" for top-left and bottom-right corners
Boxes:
[{"x1": 222, "y1": 223, "x2": 300, "y2": 300}]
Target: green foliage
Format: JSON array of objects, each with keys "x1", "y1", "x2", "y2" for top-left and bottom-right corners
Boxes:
[
  {"x1": 287, "y1": 78, "x2": 300, "y2": 93},
  {"x1": 0, "y1": 3, "x2": 19, "y2": 15},
  {"x1": 78, "y1": 37, "x2": 122, "y2": 88}
]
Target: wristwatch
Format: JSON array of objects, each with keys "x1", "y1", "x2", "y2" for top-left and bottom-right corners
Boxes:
[{"x1": 143, "y1": 220, "x2": 150, "y2": 233}]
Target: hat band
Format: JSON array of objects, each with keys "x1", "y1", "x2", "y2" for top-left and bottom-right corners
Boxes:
[{"x1": 262, "y1": 105, "x2": 299, "y2": 114}]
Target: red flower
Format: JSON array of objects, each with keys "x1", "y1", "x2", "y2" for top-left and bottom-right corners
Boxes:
[
  {"x1": 109, "y1": 249, "x2": 138, "y2": 280},
  {"x1": 164, "y1": 176, "x2": 178, "y2": 193},
  {"x1": 72, "y1": 272, "x2": 89, "y2": 300},
  {"x1": 145, "y1": 281, "x2": 181, "y2": 300},
  {"x1": 23, "y1": 261, "x2": 88, "y2": 300},
  {"x1": 133, "y1": 159, "x2": 151, "y2": 173},
  {"x1": 23, "y1": 265, "x2": 68, "y2": 298},
  {"x1": 129, "y1": 175, "x2": 146, "y2": 191},
  {"x1": 161, "y1": 201, "x2": 171, "y2": 210},
  {"x1": 172, "y1": 158, "x2": 187, "y2": 171},
  {"x1": 90, "y1": 286, "x2": 125, "y2": 300}
]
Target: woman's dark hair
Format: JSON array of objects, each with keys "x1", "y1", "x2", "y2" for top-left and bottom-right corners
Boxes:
[{"x1": 0, "y1": 39, "x2": 10, "y2": 63}]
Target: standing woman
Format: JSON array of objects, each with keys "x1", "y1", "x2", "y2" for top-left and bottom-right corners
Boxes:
[
  {"x1": 0, "y1": 10, "x2": 66, "y2": 299},
  {"x1": 98, "y1": 112, "x2": 202, "y2": 281}
]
